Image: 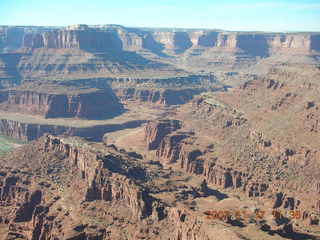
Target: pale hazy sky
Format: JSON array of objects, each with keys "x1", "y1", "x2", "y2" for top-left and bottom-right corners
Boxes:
[{"x1": 1, "y1": 0, "x2": 319, "y2": 32}]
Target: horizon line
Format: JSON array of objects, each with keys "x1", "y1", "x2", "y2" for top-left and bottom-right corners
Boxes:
[{"x1": 1, "y1": 24, "x2": 320, "y2": 34}]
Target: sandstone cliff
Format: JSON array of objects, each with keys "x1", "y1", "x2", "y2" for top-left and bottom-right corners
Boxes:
[
  {"x1": 115, "y1": 88, "x2": 205, "y2": 105},
  {"x1": 23, "y1": 29, "x2": 123, "y2": 52},
  {"x1": 0, "y1": 53, "x2": 22, "y2": 88},
  {"x1": 0, "y1": 118, "x2": 146, "y2": 141},
  {"x1": 104, "y1": 74, "x2": 222, "y2": 105},
  {"x1": 145, "y1": 119, "x2": 182, "y2": 150},
  {"x1": 0, "y1": 83, "x2": 123, "y2": 119},
  {"x1": 1, "y1": 25, "x2": 319, "y2": 84},
  {"x1": 18, "y1": 26, "x2": 320, "y2": 56},
  {"x1": 43, "y1": 135, "x2": 161, "y2": 219}
]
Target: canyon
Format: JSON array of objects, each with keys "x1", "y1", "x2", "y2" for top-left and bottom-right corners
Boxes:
[
  {"x1": 1, "y1": 25, "x2": 319, "y2": 81},
  {"x1": 144, "y1": 76, "x2": 320, "y2": 226},
  {"x1": 2, "y1": 134, "x2": 318, "y2": 239},
  {"x1": 0, "y1": 24, "x2": 319, "y2": 239}
]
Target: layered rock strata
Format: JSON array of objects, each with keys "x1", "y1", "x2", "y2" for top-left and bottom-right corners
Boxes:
[
  {"x1": 1, "y1": 25, "x2": 319, "y2": 82},
  {"x1": 0, "y1": 118, "x2": 146, "y2": 141},
  {"x1": 38, "y1": 75, "x2": 222, "y2": 106},
  {"x1": 115, "y1": 88, "x2": 204, "y2": 105},
  {"x1": 17, "y1": 26, "x2": 320, "y2": 55},
  {"x1": 0, "y1": 83, "x2": 123, "y2": 119},
  {"x1": 145, "y1": 119, "x2": 182, "y2": 150}
]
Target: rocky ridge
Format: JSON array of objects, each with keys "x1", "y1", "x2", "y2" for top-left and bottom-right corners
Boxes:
[
  {"x1": 143, "y1": 72, "x2": 320, "y2": 230},
  {"x1": 0, "y1": 135, "x2": 164, "y2": 239},
  {"x1": 2, "y1": 134, "x2": 318, "y2": 239}
]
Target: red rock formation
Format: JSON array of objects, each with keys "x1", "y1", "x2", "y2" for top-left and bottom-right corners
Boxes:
[
  {"x1": 150, "y1": 31, "x2": 193, "y2": 54},
  {"x1": 42, "y1": 135, "x2": 162, "y2": 219},
  {"x1": 145, "y1": 120, "x2": 181, "y2": 150},
  {"x1": 23, "y1": 29, "x2": 122, "y2": 52},
  {"x1": 145, "y1": 107, "x2": 318, "y2": 226},
  {"x1": 150, "y1": 31, "x2": 320, "y2": 55},
  {"x1": 10, "y1": 25, "x2": 319, "y2": 56},
  {"x1": 156, "y1": 132, "x2": 193, "y2": 165},
  {"x1": 0, "y1": 85, "x2": 123, "y2": 119},
  {"x1": 149, "y1": 31, "x2": 320, "y2": 55},
  {"x1": 0, "y1": 135, "x2": 167, "y2": 239},
  {"x1": 0, "y1": 118, "x2": 145, "y2": 141},
  {"x1": 115, "y1": 88, "x2": 205, "y2": 105},
  {"x1": 155, "y1": 131, "x2": 269, "y2": 196}
]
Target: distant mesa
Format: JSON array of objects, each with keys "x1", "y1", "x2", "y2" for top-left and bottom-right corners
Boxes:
[{"x1": 1, "y1": 24, "x2": 320, "y2": 55}]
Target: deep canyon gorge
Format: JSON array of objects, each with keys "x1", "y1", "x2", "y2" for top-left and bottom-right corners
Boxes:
[{"x1": 0, "y1": 24, "x2": 319, "y2": 240}]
